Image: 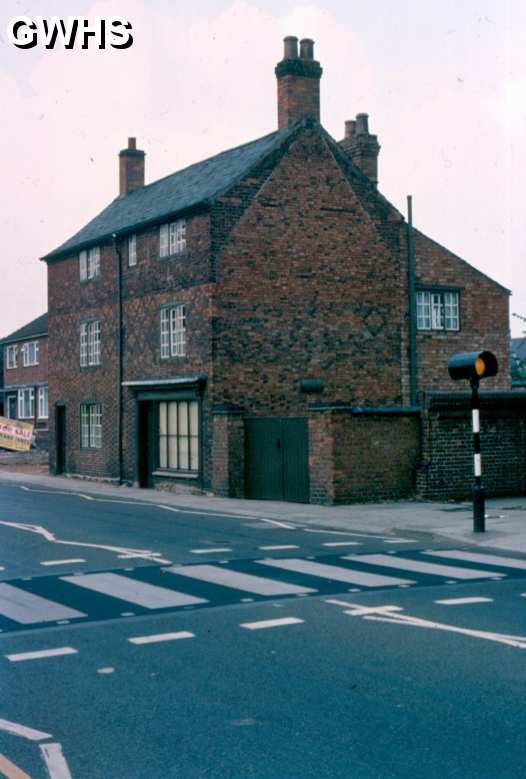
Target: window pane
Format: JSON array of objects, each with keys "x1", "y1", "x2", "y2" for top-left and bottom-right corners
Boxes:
[
  {"x1": 159, "y1": 402, "x2": 167, "y2": 434},
  {"x1": 179, "y1": 436, "x2": 189, "y2": 470},
  {"x1": 168, "y1": 402, "x2": 178, "y2": 436},
  {"x1": 159, "y1": 436, "x2": 168, "y2": 468},
  {"x1": 79, "y1": 251, "x2": 87, "y2": 281},
  {"x1": 431, "y1": 293, "x2": 443, "y2": 329},
  {"x1": 178, "y1": 402, "x2": 188, "y2": 437},
  {"x1": 168, "y1": 435, "x2": 178, "y2": 469},
  {"x1": 416, "y1": 291, "x2": 431, "y2": 330},
  {"x1": 160, "y1": 309, "x2": 169, "y2": 358},
  {"x1": 190, "y1": 436, "x2": 199, "y2": 470},
  {"x1": 444, "y1": 292, "x2": 459, "y2": 331},
  {"x1": 159, "y1": 224, "x2": 169, "y2": 258},
  {"x1": 189, "y1": 402, "x2": 198, "y2": 435},
  {"x1": 128, "y1": 234, "x2": 137, "y2": 267}
]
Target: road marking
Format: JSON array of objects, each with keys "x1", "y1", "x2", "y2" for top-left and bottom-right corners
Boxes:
[
  {"x1": 165, "y1": 564, "x2": 316, "y2": 596},
  {"x1": 434, "y1": 597, "x2": 494, "y2": 605},
  {"x1": 258, "y1": 558, "x2": 415, "y2": 587},
  {"x1": 384, "y1": 539, "x2": 417, "y2": 544},
  {"x1": 303, "y1": 528, "x2": 395, "y2": 541},
  {"x1": 6, "y1": 647, "x2": 78, "y2": 663},
  {"x1": 61, "y1": 572, "x2": 208, "y2": 609},
  {"x1": 258, "y1": 545, "x2": 299, "y2": 551},
  {"x1": 0, "y1": 567, "x2": 5, "y2": 571},
  {"x1": 0, "y1": 719, "x2": 51, "y2": 741},
  {"x1": 0, "y1": 753, "x2": 32, "y2": 779},
  {"x1": 0, "y1": 520, "x2": 168, "y2": 564},
  {"x1": 343, "y1": 554, "x2": 505, "y2": 580},
  {"x1": 257, "y1": 518, "x2": 296, "y2": 529},
  {"x1": 0, "y1": 583, "x2": 86, "y2": 624},
  {"x1": 240, "y1": 617, "x2": 304, "y2": 630},
  {"x1": 39, "y1": 742, "x2": 73, "y2": 779},
  {"x1": 128, "y1": 631, "x2": 195, "y2": 645},
  {"x1": 344, "y1": 605, "x2": 404, "y2": 616},
  {"x1": 190, "y1": 548, "x2": 233, "y2": 554},
  {"x1": 426, "y1": 550, "x2": 526, "y2": 570},
  {"x1": 40, "y1": 559, "x2": 87, "y2": 567},
  {"x1": 322, "y1": 541, "x2": 361, "y2": 547}
]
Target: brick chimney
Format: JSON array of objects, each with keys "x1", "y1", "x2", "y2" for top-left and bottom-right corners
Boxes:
[
  {"x1": 275, "y1": 36, "x2": 323, "y2": 129},
  {"x1": 119, "y1": 137, "x2": 145, "y2": 197},
  {"x1": 339, "y1": 114, "x2": 380, "y2": 186}
]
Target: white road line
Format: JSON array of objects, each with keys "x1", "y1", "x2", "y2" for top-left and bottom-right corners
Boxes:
[
  {"x1": 257, "y1": 518, "x2": 296, "y2": 529},
  {"x1": 303, "y1": 528, "x2": 393, "y2": 541},
  {"x1": 0, "y1": 567, "x2": 4, "y2": 572},
  {"x1": 166, "y1": 564, "x2": 316, "y2": 596},
  {"x1": 426, "y1": 550, "x2": 526, "y2": 570},
  {"x1": 61, "y1": 572, "x2": 208, "y2": 609},
  {"x1": 344, "y1": 605, "x2": 404, "y2": 616},
  {"x1": 0, "y1": 583, "x2": 86, "y2": 624},
  {"x1": 384, "y1": 539, "x2": 417, "y2": 544},
  {"x1": 0, "y1": 718, "x2": 51, "y2": 741},
  {"x1": 128, "y1": 631, "x2": 195, "y2": 645},
  {"x1": 40, "y1": 742, "x2": 73, "y2": 779},
  {"x1": 258, "y1": 545, "x2": 300, "y2": 551},
  {"x1": 240, "y1": 617, "x2": 304, "y2": 630},
  {"x1": 0, "y1": 752, "x2": 33, "y2": 779},
  {"x1": 322, "y1": 541, "x2": 361, "y2": 547},
  {"x1": 40, "y1": 559, "x2": 87, "y2": 567},
  {"x1": 343, "y1": 553, "x2": 505, "y2": 580},
  {"x1": 190, "y1": 548, "x2": 233, "y2": 554},
  {"x1": 259, "y1": 558, "x2": 415, "y2": 587},
  {"x1": 6, "y1": 647, "x2": 78, "y2": 662},
  {"x1": 434, "y1": 597, "x2": 494, "y2": 605}
]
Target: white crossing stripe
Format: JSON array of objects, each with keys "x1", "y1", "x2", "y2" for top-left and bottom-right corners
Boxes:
[
  {"x1": 0, "y1": 583, "x2": 86, "y2": 624},
  {"x1": 190, "y1": 548, "x2": 233, "y2": 554},
  {"x1": 61, "y1": 572, "x2": 208, "y2": 609},
  {"x1": 322, "y1": 542, "x2": 361, "y2": 547},
  {"x1": 6, "y1": 647, "x2": 78, "y2": 662},
  {"x1": 40, "y1": 742, "x2": 74, "y2": 779},
  {"x1": 344, "y1": 553, "x2": 505, "y2": 580},
  {"x1": 0, "y1": 718, "x2": 52, "y2": 741},
  {"x1": 434, "y1": 597, "x2": 494, "y2": 605},
  {"x1": 240, "y1": 617, "x2": 304, "y2": 630},
  {"x1": 426, "y1": 550, "x2": 526, "y2": 570},
  {"x1": 165, "y1": 565, "x2": 316, "y2": 595},
  {"x1": 128, "y1": 631, "x2": 195, "y2": 645},
  {"x1": 41, "y1": 559, "x2": 86, "y2": 566},
  {"x1": 258, "y1": 558, "x2": 415, "y2": 587}
]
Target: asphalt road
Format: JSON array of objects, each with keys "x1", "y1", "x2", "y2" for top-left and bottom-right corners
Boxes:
[{"x1": 1, "y1": 479, "x2": 526, "y2": 779}]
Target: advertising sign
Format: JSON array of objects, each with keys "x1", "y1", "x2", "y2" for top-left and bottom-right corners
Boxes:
[{"x1": 0, "y1": 416, "x2": 34, "y2": 451}]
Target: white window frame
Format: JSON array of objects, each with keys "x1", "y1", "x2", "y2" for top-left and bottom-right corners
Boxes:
[
  {"x1": 128, "y1": 234, "x2": 137, "y2": 267},
  {"x1": 159, "y1": 219, "x2": 186, "y2": 258},
  {"x1": 80, "y1": 403, "x2": 102, "y2": 449},
  {"x1": 160, "y1": 305, "x2": 186, "y2": 358},
  {"x1": 6, "y1": 345, "x2": 17, "y2": 369},
  {"x1": 38, "y1": 386, "x2": 49, "y2": 420},
  {"x1": 79, "y1": 246, "x2": 101, "y2": 281},
  {"x1": 80, "y1": 321, "x2": 101, "y2": 366},
  {"x1": 21, "y1": 341, "x2": 39, "y2": 367},
  {"x1": 158, "y1": 399, "x2": 199, "y2": 473},
  {"x1": 17, "y1": 388, "x2": 35, "y2": 419},
  {"x1": 416, "y1": 290, "x2": 460, "y2": 332}
]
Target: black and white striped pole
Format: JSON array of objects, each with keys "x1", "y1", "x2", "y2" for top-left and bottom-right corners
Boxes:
[{"x1": 448, "y1": 351, "x2": 498, "y2": 534}]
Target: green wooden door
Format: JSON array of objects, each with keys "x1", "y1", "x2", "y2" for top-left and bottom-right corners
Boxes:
[{"x1": 245, "y1": 417, "x2": 309, "y2": 503}]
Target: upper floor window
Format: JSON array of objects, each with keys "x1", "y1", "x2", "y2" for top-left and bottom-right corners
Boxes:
[
  {"x1": 18, "y1": 388, "x2": 34, "y2": 419},
  {"x1": 416, "y1": 290, "x2": 460, "y2": 332},
  {"x1": 80, "y1": 403, "x2": 102, "y2": 448},
  {"x1": 80, "y1": 321, "x2": 101, "y2": 367},
  {"x1": 79, "y1": 246, "x2": 101, "y2": 281},
  {"x1": 6, "y1": 345, "x2": 17, "y2": 369},
  {"x1": 38, "y1": 386, "x2": 49, "y2": 420},
  {"x1": 159, "y1": 219, "x2": 186, "y2": 258},
  {"x1": 160, "y1": 305, "x2": 186, "y2": 358},
  {"x1": 21, "y1": 341, "x2": 39, "y2": 367},
  {"x1": 128, "y1": 234, "x2": 137, "y2": 267}
]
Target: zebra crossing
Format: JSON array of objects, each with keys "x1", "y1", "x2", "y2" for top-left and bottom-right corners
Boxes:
[{"x1": 0, "y1": 548, "x2": 524, "y2": 634}]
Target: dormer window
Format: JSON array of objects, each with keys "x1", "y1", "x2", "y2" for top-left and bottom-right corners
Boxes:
[
  {"x1": 159, "y1": 219, "x2": 186, "y2": 258},
  {"x1": 79, "y1": 246, "x2": 101, "y2": 281}
]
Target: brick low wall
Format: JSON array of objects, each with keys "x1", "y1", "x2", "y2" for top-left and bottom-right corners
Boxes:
[{"x1": 417, "y1": 391, "x2": 526, "y2": 501}]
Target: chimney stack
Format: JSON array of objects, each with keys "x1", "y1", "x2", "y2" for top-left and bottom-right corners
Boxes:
[
  {"x1": 119, "y1": 137, "x2": 145, "y2": 197},
  {"x1": 275, "y1": 36, "x2": 322, "y2": 129},
  {"x1": 340, "y1": 114, "x2": 380, "y2": 186}
]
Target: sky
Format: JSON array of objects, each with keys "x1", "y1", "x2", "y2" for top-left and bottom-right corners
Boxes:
[{"x1": 1, "y1": 0, "x2": 525, "y2": 337}]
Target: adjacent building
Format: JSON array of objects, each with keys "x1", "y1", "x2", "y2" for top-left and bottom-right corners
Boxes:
[
  {"x1": 42, "y1": 37, "x2": 511, "y2": 502},
  {"x1": 0, "y1": 313, "x2": 49, "y2": 447}
]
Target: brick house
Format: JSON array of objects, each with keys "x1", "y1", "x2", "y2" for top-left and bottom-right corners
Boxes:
[
  {"x1": 1, "y1": 313, "x2": 49, "y2": 447},
  {"x1": 42, "y1": 37, "x2": 511, "y2": 502}
]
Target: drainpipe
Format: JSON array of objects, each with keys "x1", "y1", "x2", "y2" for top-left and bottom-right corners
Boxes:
[
  {"x1": 407, "y1": 195, "x2": 418, "y2": 406},
  {"x1": 112, "y1": 233, "x2": 124, "y2": 485}
]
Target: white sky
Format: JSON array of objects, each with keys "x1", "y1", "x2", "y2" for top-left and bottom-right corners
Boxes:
[{"x1": 1, "y1": 0, "x2": 525, "y2": 337}]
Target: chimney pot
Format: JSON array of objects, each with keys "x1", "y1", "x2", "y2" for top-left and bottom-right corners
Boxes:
[
  {"x1": 355, "y1": 113, "x2": 369, "y2": 135},
  {"x1": 283, "y1": 36, "x2": 298, "y2": 59},
  {"x1": 299, "y1": 38, "x2": 314, "y2": 60},
  {"x1": 128, "y1": 137, "x2": 136, "y2": 150},
  {"x1": 345, "y1": 120, "x2": 356, "y2": 138}
]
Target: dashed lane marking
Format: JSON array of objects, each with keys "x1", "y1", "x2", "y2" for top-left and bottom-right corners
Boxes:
[
  {"x1": 322, "y1": 542, "x2": 361, "y2": 547},
  {"x1": 240, "y1": 617, "x2": 304, "y2": 630},
  {"x1": 128, "y1": 631, "x2": 195, "y2": 645},
  {"x1": 40, "y1": 559, "x2": 86, "y2": 567},
  {"x1": 258, "y1": 545, "x2": 300, "y2": 551},
  {"x1": 6, "y1": 647, "x2": 78, "y2": 663},
  {"x1": 190, "y1": 548, "x2": 233, "y2": 554},
  {"x1": 434, "y1": 597, "x2": 494, "y2": 606}
]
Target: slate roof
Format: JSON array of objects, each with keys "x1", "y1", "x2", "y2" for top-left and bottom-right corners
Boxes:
[
  {"x1": 43, "y1": 126, "x2": 293, "y2": 261},
  {"x1": 511, "y1": 337, "x2": 526, "y2": 360},
  {"x1": 1, "y1": 313, "x2": 48, "y2": 345}
]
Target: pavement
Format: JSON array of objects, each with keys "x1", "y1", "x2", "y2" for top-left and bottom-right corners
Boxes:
[{"x1": 1, "y1": 466, "x2": 525, "y2": 553}]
